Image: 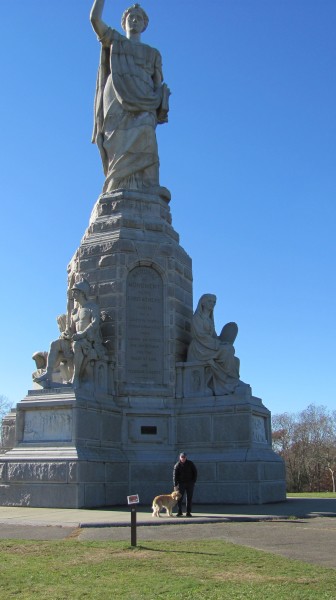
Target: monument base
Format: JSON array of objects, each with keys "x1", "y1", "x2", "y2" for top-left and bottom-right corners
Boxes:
[
  {"x1": 0, "y1": 388, "x2": 128, "y2": 508},
  {"x1": 0, "y1": 383, "x2": 286, "y2": 508}
]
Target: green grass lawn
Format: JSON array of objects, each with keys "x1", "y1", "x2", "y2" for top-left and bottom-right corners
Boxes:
[
  {"x1": 287, "y1": 492, "x2": 336, "y2": 498},
  {"x1": 0, "y1": 539, "x2": 335, "y2": 600}
]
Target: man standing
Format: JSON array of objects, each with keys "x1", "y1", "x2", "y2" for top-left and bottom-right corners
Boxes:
[{"x1": 173, "y1": 452, "x2": 197, "y2": 517}]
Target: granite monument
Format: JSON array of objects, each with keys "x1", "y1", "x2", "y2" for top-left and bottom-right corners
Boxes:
[{"x1": 0, "y1": 2, "x2": 286, "y2": 508}]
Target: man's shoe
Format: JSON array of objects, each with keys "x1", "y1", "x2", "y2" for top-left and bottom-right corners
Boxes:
[
  {"x1": 186, "y1": 513, "x2": 193, "y2": 517},
  {"x1": 176, "y1": 512, "x2": 183, "y2": 517}
]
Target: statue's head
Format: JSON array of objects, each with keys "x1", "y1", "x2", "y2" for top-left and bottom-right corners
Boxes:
[
  {"x1": 121, "y1": 4, "x2": 149, "y2": 34},
  {"x1": 200, "y1": 294, "x2": 216, "y2": 309},
  {"x1": 32, "y1": 351, "x2": 48, "y2": 370},
  {"x1": 197, "y1": 294, "x2": 217, "y2": 317},
  {"x1": 71, "y1": 279, "x2": 91, "y2": 300}
]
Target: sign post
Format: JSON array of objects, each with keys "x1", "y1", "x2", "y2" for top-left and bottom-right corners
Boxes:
[{"x1": 127, "y1": 494, "x2": 140, "y2": 547}]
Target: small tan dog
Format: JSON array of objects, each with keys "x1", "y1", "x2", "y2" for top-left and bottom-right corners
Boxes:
[{"x1": 152, "y1": 490, "x2": 182, "y2": 517}]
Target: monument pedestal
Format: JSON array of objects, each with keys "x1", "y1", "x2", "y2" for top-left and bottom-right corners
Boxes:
[
  {"x1": 0, "y1": 385, "x2": 285, "y2": 507},
  {"x1": 0, "y1": 387, "x2": 126, "y2": 508},
  {"x1": 0, "y1": 189, "x2": 286, "y2": 507}
]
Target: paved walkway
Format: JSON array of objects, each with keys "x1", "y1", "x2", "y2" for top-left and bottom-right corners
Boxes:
[
  {"x1": 0, "y1": 498, "x2": 335, "y2": 568},
  {"x1": 0, "y1": 497, "x2": 335, "y2": 527}
]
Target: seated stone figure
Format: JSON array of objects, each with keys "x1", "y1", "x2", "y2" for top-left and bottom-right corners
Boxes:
[
  {"x1": 35, "y1": 280, "x2": 107, "y2": 389},
  {"x1": 32, "y1": 314, "x2": 74, "y2": 387},
  {"x1": 187, "y1": 294, "x2": 240, "y2": 394}
]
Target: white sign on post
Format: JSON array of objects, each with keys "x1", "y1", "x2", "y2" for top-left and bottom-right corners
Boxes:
[{"x1": 127, "y1": 494, "x2": 139, "y2": 505}]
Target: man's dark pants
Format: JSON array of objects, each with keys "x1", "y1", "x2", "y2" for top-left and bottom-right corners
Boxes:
[{"x1": 177, "y1": 482, "x2": 195, "y2": 514}]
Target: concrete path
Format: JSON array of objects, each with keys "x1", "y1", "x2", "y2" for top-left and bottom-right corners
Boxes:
[
  {"x1": 0, "y1": 498, "x2": 335, "y2": 568},
  {"x1": 0, "y1": 497, "x2": 335, "y2": 527}
]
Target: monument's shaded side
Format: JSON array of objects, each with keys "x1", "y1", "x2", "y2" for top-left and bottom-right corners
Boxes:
[{"x1": 0, "y1": 2, "x2": 286, "y2": 508}]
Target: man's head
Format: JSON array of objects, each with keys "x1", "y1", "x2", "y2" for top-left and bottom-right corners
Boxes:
[
  {"x1": 121, "y1": 4, "x2": 149, "y2": 34},
  {"x1": 179, "y1": 452, "x2": 187, "y2": 462}
]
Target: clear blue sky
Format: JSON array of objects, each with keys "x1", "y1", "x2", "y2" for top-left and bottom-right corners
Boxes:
[{"x1": 0, "y1": 0, "x2": 335, "y2": 416}]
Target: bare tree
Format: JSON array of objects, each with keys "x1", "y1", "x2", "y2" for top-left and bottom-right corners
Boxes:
[
  {"x1": 0, "y1": 395, "x2": 12, "y2": 445},
  {"x1": 272, "y1": 412, "x2": 304, "y2": 491},
  {"x1": 272, "y1": 405, "x2": 336, "y2": 492},
  {"x1": 0, "y1": 395, "x2": 11, "y2": 420},
  {"x1": 325, "y1": 447, "x2": 336, "y2": 493}
]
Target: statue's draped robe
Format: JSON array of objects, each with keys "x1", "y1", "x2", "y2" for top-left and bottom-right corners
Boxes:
[
  {"x1": 92, "y1": 28, "x2": 168, "y2": 192},
  {"x1": 187, "y1": 312, "x2": 240, "y2": 393}
]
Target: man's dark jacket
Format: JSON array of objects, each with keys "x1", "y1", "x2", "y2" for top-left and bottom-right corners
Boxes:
[{"x1": 173, "y1": 459, "x2": 197, "y2": 487}]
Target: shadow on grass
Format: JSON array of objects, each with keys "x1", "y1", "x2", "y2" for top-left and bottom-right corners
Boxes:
[{"x1": 132, "y1": 544, "x2": 227, "y2": 557}]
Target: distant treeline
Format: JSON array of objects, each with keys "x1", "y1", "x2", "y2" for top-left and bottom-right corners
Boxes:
[{"x1": 272, "y1": 404, "x2": 336, "y2": 493}]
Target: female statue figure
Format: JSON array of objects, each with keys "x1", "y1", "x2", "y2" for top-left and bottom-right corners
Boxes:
[
  {"x1": 187, "y1": 294, "x2": 240, "y2": 394},
  {"x1": 90, "y1": 1, "x2": 170, "y2": 195}
]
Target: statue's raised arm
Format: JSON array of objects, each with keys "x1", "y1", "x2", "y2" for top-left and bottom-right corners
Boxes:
[
  {"x1": 90, "y1": 0, "x2": 109, "y2": 39},
  {"x1": 90, "y1": 2, "x2": 170, "y2": 197}
]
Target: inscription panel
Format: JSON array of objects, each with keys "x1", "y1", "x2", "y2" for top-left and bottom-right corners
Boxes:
[
  {"x1": 23, "y1": 409, "x2": 72, "y2": 442},
  {"x1": 126, "y1": 267, "x2": 163, "y2": 384},
  {"x1": 251, "y1": 415, "x2": 267, "y2": 444}
]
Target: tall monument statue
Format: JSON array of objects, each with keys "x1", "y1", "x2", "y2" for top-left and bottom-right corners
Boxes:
[
  {"x1": 0, "y1": 5, "x2": 286, "y2": 510},
  {"x1": 90, "y1": 1, "x2": 170, "y2": 194}
]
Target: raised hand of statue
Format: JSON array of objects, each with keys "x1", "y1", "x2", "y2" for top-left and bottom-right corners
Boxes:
[{"x1": 90, "y1": 0, "x2": 108, "y2": 39}]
